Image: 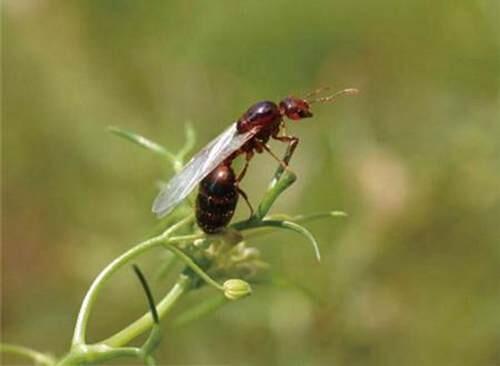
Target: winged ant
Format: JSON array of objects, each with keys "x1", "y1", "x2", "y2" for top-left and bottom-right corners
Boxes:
[{"x1": 153, "y1": 87, "x2": 358, "y2": 233}]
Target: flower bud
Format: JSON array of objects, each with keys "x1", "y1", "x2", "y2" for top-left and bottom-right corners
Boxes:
[{"x1": 223, "y1": 279, "x2": 252, "y2": 300}]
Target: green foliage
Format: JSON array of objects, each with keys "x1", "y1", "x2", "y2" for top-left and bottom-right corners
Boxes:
[{"x1": 1, "y1": 127, "x2": 344, "y2": 365}]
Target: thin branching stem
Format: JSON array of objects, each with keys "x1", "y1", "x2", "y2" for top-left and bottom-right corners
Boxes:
[
  {"x1": 57, "y1": 345, "x2": 141, "y2": 366},
  {"x1": 71, "y1": 215, "x2": 194, "y2": 347},
  {"x1": 172, "y1": 295, "x2": 227, "y2": 328},
  {"x1": 13, "y1": 123, "x2": 345, "y2": 366},
  {"x1": 101, "y1": 275, "x2": 191, "y2": 347},
  {"x1": 163, "y1": 245, "x2": 224, "y2": 291},
  {"x1": 0, "y1": 343, "x2": 55, "y2": 366}
]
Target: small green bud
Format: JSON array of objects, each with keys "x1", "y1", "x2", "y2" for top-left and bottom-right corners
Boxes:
[{"x1": 223, "y1": 279, "x2": 252, "y2": 300}]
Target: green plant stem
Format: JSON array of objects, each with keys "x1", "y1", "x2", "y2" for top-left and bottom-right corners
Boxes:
[
  {"x1": 64, "y1": 155, "x2": 301, "y2": 364},
  {"x1": 0, "y1": 343, "x2": 55, "y2": 366},
  {"x1": 71, "y1": 215, "x2": 194, "y2": 347},
  {"x1": 71, "y1": 237, "x2": 164, "y2": 346},
  {"x1": 144, "y1": 355, "x2": 157, "y2": 366},
  {"x1": 155, "y1": 252, "x2": 178, "y2": 280},
  {"x1": 172, "y1": 295, "x2": 227, "y2": 328},
  {"x1": 255, "y1": 170, "x2": 297, "y2": 220},
  {"x1": 102, "y1": 275, "x2": 191, "y2": 347},
  {"x1": 102, "y1": 243, "x2": 237, "y2": 347},
  {"x1": 57, "y1": 345, "x2": 140, "y2": 366},
  {"x1": 164, "y1": 245, "x2": 224, "y2": 291},
  {"x1": 141, "y1": 325, "x2": 162, "y2": 358},
  {"x1": 16, "y1": 121, "x2": 347, "y2": 366},
  {"x1": 230, "y1": 170, "x2": 297, "y2": 230}
]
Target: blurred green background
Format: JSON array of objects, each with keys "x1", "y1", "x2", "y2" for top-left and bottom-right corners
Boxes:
[{"x1": 3, "y1": 1, "x2": 500, "y2": 365}]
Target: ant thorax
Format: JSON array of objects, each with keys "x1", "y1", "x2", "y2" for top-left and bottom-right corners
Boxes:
[{"x1": 236, "y1": 101, "x2": 281, "y2": 134}]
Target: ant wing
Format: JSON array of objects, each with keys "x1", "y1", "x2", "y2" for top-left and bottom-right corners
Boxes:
[{"x1": 152, "y1": 123, "x2": 257, "y2": 218}]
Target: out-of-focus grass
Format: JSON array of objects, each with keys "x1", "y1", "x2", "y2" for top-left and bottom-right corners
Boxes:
[{"x1": 2, "y1": 1, "x2": 500, "y2": 365}]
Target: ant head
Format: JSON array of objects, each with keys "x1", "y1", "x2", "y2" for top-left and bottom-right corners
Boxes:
[
  {"x1": 280, "y1": 87, "x2": 359, "y2": 121},
  {"x1": 279, "y1": 97, "x2": 313, "y2": 120}
]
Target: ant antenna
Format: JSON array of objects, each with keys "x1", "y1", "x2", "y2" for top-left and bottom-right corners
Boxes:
[
  {"x1": 306, "y1": 87, "x2": 359, "y2": 104},
  {"x1": 304, "y1": 86, "x2": 332, "y2": 99}
]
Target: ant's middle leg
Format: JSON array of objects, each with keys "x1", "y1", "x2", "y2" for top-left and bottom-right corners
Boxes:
[
  {"x1": 270, "y1": 133, "x2": 300, "y2": 179},
  {"x1": 272, "y1": 134, "x2": 300, "y2": 167},
  {"x1": 255, "y1": 140, "x2": 293, "y2": 173}
]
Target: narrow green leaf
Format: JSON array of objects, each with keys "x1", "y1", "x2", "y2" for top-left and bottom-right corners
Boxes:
[
  {"x1": 267, "y1": 210, "x2": 348, "y2": 223},
  {"x1": 132, "y1": 265, "x2": 163, "y2": 358},
  {"x1": 251, "y1": 220, "x2": 322, "y2": 262},
  {"x1": 132, "y1": 265, "x2": 159, "y2": 324},
  {"x1": 108, "y1": 126, "x2": 178, "y2": 164},
  {"x1": 279, "y1": 220, "x2": 321, "y2": 262}
]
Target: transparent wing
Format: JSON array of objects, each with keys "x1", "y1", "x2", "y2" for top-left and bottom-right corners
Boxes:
[{"x1": 152, "y1": 123, "x2": 257, "y2": 217}]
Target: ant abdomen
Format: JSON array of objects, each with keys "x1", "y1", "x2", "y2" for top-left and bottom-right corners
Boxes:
[{"x1": 195, "y1": 163, "x2": 238, "y2": 234}]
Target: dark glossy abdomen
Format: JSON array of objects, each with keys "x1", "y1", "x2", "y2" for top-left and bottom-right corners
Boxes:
[{"x1": 196, "y1": 164, "x2": 238, "y2": 233}]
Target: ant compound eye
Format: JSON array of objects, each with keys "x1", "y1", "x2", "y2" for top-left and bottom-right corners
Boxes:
[
  {"x1": 298, "y1": 109, "x2": 313, "y2": 118},
  {"x1": 279, "y1": 97, "x2": 313, "y2": 120}
]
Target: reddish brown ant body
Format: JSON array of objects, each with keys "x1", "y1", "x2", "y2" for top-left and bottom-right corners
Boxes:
[{"x1": 152, "y1": 88, "x2": 358, "y2": 233}]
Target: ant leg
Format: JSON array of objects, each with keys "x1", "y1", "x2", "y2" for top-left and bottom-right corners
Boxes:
[
  {"x1": 270, "y1": 133, "x2": 300, "y2": 180},
  {"x1": 256, "y1": 140, "x2": 295, "y2": 174},
  {"x1": 234, "y1": 152, "x2": 254, "y2": 218},
  {"x1": 236, "y1": 185, "x2": 254, "y2": 217},
  {"x1": 273, "y1": 134, "x2": 300, "y2": 166},
  {"x1": 236, "y1": 151, "x2": 253, "y2": 182}
]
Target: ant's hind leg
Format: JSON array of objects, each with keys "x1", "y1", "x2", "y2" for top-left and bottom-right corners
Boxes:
[{"x1": 236, "y1": 186, "x2": 254, "y2": 218}]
